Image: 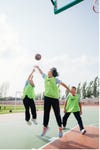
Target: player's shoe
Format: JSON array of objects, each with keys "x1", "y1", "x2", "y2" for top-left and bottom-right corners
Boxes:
[
  {"x1": 26, "y1": 121, "x2": 32, "y2": 125},
  {"x1": 31, "y1": 119, "x2": 38, "y2": 125},
  {"x1": 81, "y1": 129, "x2": 86, "y2": 135},
  {"x1": 58, "y1": 127, "x2": 63, "y2": 138},
  {"x1": 62, "y1": 127, "x2": 67, "y2": 130},
  {"x1": 41, "y1": 127, "x2": 48, "y2": 136}
]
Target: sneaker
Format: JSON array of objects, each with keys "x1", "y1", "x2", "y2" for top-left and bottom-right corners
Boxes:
[
  {"x1": 81, "y1": 129, "x2": 86, "y2": 135},
  {"x1": 41, "y1": 127, "x2": 48, "y2": 136},
  {"x1": 31, "y1": 119, "x2": 38, "y2": 125},
  {"x1": 58, "y1": 127, "x2": 63, "y2": 138},
  {"x1": 62, "y1": 127, "x2": 67, "y2": 130},
  {"x1": 26, "y1": 121, "x2": 32, "y2": 125}
]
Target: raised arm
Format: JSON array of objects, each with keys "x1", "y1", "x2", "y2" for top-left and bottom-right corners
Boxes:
[
  {"x1": 27, "y1": 69, "x2": 35, "y2": 87},
  {"x1": 34, "y1": 66, "x2": 44, "y2": 75},
  {"x1": 28, "y1": 69, "x2": 35, "y2": 80},
  {"x1": 60, "y1": 82, "x2": 71, "y2": 93},
  {"x1": 29, "y1": 79, "x2": 35, "y2": 87}
]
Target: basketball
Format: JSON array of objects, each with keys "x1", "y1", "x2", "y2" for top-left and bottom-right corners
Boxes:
[{"x1": 35, "y1": 53, "x2": 41, "y2": 61}]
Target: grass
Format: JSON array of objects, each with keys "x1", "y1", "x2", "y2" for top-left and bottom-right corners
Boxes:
[
  {"x1": 0, "y1": 105, "x2": 44, "y2": 114},
  {"x1": 0, "y1": 104, "x2": 65, "y2": 114}
]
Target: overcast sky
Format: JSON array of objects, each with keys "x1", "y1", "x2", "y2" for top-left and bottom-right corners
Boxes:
[{"x1": 0, "y1": 0, "x2": 99, "y2": 97}]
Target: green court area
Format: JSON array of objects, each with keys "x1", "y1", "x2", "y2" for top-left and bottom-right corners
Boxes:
[{"x1": 0, "y1": 106, "x2": 99, "y2": 149}]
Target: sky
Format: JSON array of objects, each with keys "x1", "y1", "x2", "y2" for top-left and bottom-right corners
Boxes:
[{"x1": 0, "y1": 0, "x2": 99, "y2": 97}]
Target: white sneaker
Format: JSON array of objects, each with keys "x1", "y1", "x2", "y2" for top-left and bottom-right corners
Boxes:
[
  {"x1": 81, "y1": 129, "x2": 86, "y2": 135},
  {"x1": 26, "y1": 121, "x2": 32, "y2": 125},
  {"x1": 62, "y1": 127, "x2": 67, "y2": 130},
  {"x1": 31, "y1": 119, "x2": 38, "y2": 125}
]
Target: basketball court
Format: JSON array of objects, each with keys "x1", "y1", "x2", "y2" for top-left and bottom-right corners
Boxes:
[
  {"x1": 0, "y1": 106, "x2": 99, "y2": 149},
  {"x1": 0, "y1": 0, "x2": 99, "y2": 149}
]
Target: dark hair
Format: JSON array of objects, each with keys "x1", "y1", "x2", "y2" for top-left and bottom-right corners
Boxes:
[
  {"x1": 72, "y1": 86, "x2": 76, "y2": 90},
  {"x1": 51, "y1": 67, "x2": 59, "y2": 77}
]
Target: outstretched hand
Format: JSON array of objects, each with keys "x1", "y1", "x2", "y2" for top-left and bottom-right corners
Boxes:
[
  {"x1": 34, "y1": 66, "x2": 39, "y2": 69},
  {"x1": 34, "y1": 66, "x2": 43, "y2": 75},
  {"x1": 80, "y1": 111, "x2": 82, "y2": 115}
]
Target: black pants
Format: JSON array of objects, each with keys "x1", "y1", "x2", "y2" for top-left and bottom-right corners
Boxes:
[
  {"x1": 43, "y1": 96, "x2": 62, "y2": 128},
  {"x1": 63, "y1": 112, "x2": 84, "y2": 131},
  {"x1": 23, "y1": 96, "x2": 37, "y2": 121}
]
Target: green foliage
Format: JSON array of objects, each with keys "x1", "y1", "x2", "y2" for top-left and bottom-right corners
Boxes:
[
  {"x1": 86, "y1": 81, "x2": 93, "y2": 98},
  {"x1": 77, "y1": 83, "x2": 81, "y2": 95},
  {"x1": 77, "y1": 76, "x2": 99, "y2": 99},
  {"x1": 0, "y1": 82, "x2": 9, "y2": 98},
  {"x1": 92, "y1": 76, "x2": 99, "y2": 98},
  {"x1": 35, "y1": 93, "x2": 43, "y2": 100},
  {"x1": 0, "y1": 105, "x2": 43, "y2": 114},
  {"x1": 82, "y1": 81, "x2": 87, "y2": 99}
]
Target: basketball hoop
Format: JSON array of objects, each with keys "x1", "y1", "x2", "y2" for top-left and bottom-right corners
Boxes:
[
  {"x1": 50, "y1": 0, "x2": 84, "y2": 15},
  {"x1": 51, "y1": 0, "x2": 55, "y2": 6}
]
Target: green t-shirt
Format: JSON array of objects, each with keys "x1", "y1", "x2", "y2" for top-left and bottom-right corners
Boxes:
[
  {"x1": 44, "y1": 76, "x2": 60, "y2": 99},
  {"x1": 65, "y1": 93, "x2": 80, "y2": 112},
  {"x1": 23, "y1": 81, "x2": 35, "y2": 99}
]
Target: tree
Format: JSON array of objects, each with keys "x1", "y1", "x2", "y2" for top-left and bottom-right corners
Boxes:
[
  {"x1": 35, "y1": 93, "x2": 42, "y2": 100},
  {"x1": 92, "y1": 76, "x2": 99, "y2": 98},
  {"x1": 77, "y1": 83, "x2": 81, "y2": 95},
  {"x1": 86, "y1": 81, "x2": 93, "y2": 98},
  {"x1": 65, "y1": 89, "x2": 69, "y2": 98},
  {"x1": 0, "y1": 82, "x2": 9, "y2": 99},
  {"x1": 82, "y1": 82, "x2": 87, "y2": 99}
]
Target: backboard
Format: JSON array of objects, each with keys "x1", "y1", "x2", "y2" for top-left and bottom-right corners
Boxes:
[{"x1": 51, "y1": 0, "x2": 84, "y2": 14}]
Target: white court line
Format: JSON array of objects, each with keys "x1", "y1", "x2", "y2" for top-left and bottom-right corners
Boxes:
[
  {"x1": 87, "y1": 123, "x2": 99, "y2": 128},
  {"x1": 38, "y1": 125, "x2": 78, "y2": 150},
  {"x1": 63, "y1": 125, "x2": 78, "y2": 136}
]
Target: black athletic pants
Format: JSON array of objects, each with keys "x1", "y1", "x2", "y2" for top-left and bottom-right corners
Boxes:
[
  {"x1": 23, "y1": 95, "x2": 37, "y2": 121},
  {"x1": 43, "y1": 96, "x2": 62, "y2": 128},
  {"x1": 63, "y1": 112, "x2": 84, "y2": 131}
]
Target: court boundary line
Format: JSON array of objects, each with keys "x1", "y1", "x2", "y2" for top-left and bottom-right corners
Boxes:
[
  {"x1": 88, "y1": 124, "x2": 99, "y2": 128},
  {"x1": 38, "y1": 125, "x2": 78, "y2": 150}
]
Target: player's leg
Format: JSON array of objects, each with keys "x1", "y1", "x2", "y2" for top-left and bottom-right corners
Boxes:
[
  {"x1": 23, "y1": 96, "x2": 30, "y2": 122},
  {"x1": 41, "y1": 96, "x2": 51, "y2": 136},
  {"x1": 73, "y1": 111, "x2": 86, "y2": 134},
  {"x1": 51, "y1": 98, "x2": 63, "y2": 138},
  {"x1": 29, "y1": 99, "x2": 37, "y2": 124},
  {"x1": 62, "y1": 112, "x2": 71, "y2": 129},
  {"x1": 43, "y1": 96, "x2": 51, "y2": 127},
  {"x1": 52, "y1": 99, "x2": 62, "y2": 127}
]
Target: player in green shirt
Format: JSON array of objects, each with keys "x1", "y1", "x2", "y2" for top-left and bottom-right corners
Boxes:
[
  {"x1": 23, "y1": 69, "x2": 37, "y2": 125},
  {"x1": 62, "y1": 86, "x2": 86, "y2": 134},
  {"x1": 35, "y1": 66, "x2": 71, "y2": 138}
]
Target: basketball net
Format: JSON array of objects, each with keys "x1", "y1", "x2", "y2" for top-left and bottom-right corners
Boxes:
[{"x1": 93, "y1": 0, "x2": 99, "y2": 13}]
